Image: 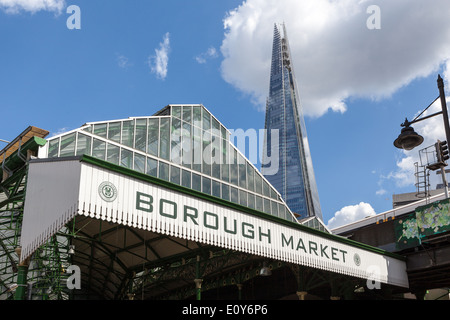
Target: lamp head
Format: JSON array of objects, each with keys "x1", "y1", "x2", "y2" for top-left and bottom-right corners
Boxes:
[{"x1": 394, "y1": 123, "x2": 424, "y2": 151}]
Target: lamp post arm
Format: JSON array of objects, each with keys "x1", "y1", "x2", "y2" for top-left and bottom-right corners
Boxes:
[
  {"x1": 403, "y1": 110, "x2": 443, "y2": 127},
  {"x1": 401, "y1": 95, "x2": 440, "y2": 127}
]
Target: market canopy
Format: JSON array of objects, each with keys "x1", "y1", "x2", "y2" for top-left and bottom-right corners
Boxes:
[{"x1": 20, "y1": 155, "x2": 409, "y2": 293}]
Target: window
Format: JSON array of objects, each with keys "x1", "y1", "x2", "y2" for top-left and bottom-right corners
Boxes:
[
  {"x1": 271, "y1": 200, "x2": 279, "y2": 216},
  {"x1": 92, "y1": 138, "x2": 106, "y2": 160},
  {"x1": 108, "y1": 122, "x2": 121, "y2": 143},
  {"x1": 263, "y1": 180, "x2": 270, "y2": 197},
  {"x1": 230, "y1": 149, "x2": 238, "y2": 186},
  {"x1": 94, "y1": 123, "x2": 107, "y2": 138},
  {"x1": 202, "y1": 176, "x2": 211, "y2": 195},
  {"x1": 182, "y1": 106, "x2": 192, "y2": 123},
  {"x1": 212, "y1": 117, "x2": 220, "y2": 136},
  {"x1": 202, "y1": 107, "x2": 211, "y2": 131},
  {"x1": 159, "y1": 162, "x2": 169, "y2": 181},
  {"x1": 107, "y1": 144, "x2": 120, "y2": 165},
  {"x1": 221, "y1": 126, "x2": 227, "y2": 140},
  {"x1": 263, "y1": 198, "x2": 271, "y2": 215},
  {"x1": 159, "y1": 118, "x2": 170, "y2": 160},
  {"x1": 59, "y1": 133, "x2": 76, "y2": 157},
  {"x1": 230, "y1": 187, "x2": 238, "y2": 204},
  {"x1": 248, "y1": 193, "x2": 255, "y2": 209},
  {"x1": 221, "y1": 163, "x2": 229, "y2": 183},
  {"x1": 182, "y1": 122, "x2": 191, "y2": 168},
  {"x1": 121, "y1": 149, "x2": 133, "y2": 169},
  {"x1": 221, "y1": 139, "x2": 229, "y2": 182},
  {"x1": 135, "y1": 119, "x2": 147, "y2": 152},
  {"x1": 147, "y1": 118, "x2": 159, "y2": 157},
  {"x1": 172, "y1": 105, "x2": 182, "y2": 119},
  {"x1": 238, "y1": 154, "x2": 246, "y2": 189},
  {"x1": 255, "y1": 196, "x2": 263, "y2": 212},
  {"x1": 182, "y1": 169, "x2": 191, "y2": 188},
  {"x1": 134, "y1": 153, "x2": 146, "y2": 173},
  {"x1": 192, "y1": 126, "x2": 202, "y2": 172},
  {"x1": 121, "y1": 120, "x2": 134, "y2": 148},
  {"x1": 270, "y1": 187, "x2": 278, "y2": 200},
  {"x1": 192, "y1": 173, "x2": 201, "y2": 192},
  {"x1": 239, "y1": 190, "x2": 247, "y2": 207},
  {"x1": 221, "y1": 183, "x2": 230, "y2": 201},
  {"x1": 246, "y1": 163, "x2": 255, "y2": 192},
  {"x1": 76, "y1": 133, "x2": 91, "y2": 156},
  {"x1": 170, "y1": 165, "x2": 180, "y2": 185},
  {"x1": 202, "y1": 131, "x2": 211, "y2": 176},
  {"x1": 48, "y1": 139, "x2": 59, "y2": 158},
  {"x1": 254, "y1": 173, "x2": 262, "y2": 195},
  {"x1": 146, "y1": 158, "x2": 158, "y2": 177},
  {"x1": 278, "y1": 203, "x2": 286, "y2": 220},
  {"x1": 193, "y1": 106, "x2": 201, "y2": 127},
  {"x1": 211, "y1": 135, "x2": 220, "y2": 179},
  {"x1": 212, "y1": 180, "x2": 221, "y2": 198},
  {"x1": 171, "y1": 118, "x2": 182, "y2": 164}
]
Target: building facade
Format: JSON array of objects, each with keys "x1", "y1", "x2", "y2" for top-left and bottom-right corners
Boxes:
[{"x1": 262, "y1": 23, "x2": 322, "y2": 221}]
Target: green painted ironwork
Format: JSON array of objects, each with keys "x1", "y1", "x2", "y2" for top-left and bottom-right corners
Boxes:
[{"x1": 0, "y1": 134, "x2": 73, "y2": 300}]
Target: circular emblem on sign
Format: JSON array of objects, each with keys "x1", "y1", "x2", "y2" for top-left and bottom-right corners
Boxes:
[
  {"x1": 98, "y1": 182, "x2": 117, "y2": 202},
  {"x1": 353, "y1": 253, "x2": 361, "y2": 266}
]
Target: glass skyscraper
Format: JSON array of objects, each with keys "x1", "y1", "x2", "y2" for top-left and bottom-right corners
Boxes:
[{"x1": 262, "y1": 23, "x2": 323, "y2": 221}]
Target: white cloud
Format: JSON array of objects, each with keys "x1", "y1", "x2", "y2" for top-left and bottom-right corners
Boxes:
[
  {"x1": 0, "y1": 0, "x2": 65, "y2": 14},
  {"x1": 116, "y1": 54, "x2": 132, "y2": 69},
  {"x1": 50, "y1": 127, "x2": 70, "y2": 137},
  {"x1": 220, "y1": 0, "x2": 450, "y2": 117},
  {"x1": 148, "y1": 32, "x2": 170, "y2": 80},
  {"x1": 195, "y1": 47, "x2": 219, "y2": 64},
  {"x1": 387, "y1": 155, "x2": 417, "y2": 188},
  {"x1": 327, "y1": 202, "x2": 376, "y2": 229}
]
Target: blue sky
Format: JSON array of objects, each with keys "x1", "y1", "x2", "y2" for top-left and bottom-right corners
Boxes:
[{"x1": 1, "y1": 0, "x2": 450, "y2": 228}]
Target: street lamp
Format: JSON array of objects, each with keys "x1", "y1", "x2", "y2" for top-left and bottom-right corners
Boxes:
[
  {"x1": 394, "y1": 75, "x2": 450, "y2": 197},
  {"x1": 393, "y1": 122, "x2": 424, "y2": 151},
  {"x1": 394, "y1": 75, "x2": 450, "y2": 151}
]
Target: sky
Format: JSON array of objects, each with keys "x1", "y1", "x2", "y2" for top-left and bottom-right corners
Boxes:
[{"x1": 1, "y1": 0, "x2": 450, "y2": 229}]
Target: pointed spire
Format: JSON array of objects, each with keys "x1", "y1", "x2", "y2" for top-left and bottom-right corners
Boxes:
[{"x1": 262, "y1": 23, "x2": 323, "y2": 221}]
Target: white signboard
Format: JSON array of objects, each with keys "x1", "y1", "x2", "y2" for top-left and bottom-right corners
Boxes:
[{"x1": 21, "y1": 157, "x2": 409, "y2": 288}]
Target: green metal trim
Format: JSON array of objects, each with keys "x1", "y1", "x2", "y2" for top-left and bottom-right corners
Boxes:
[
  {"x1": 1, "y1": 136, "x2": 47, "y2": 174},
  {"x1": 78, "y1": 154, "x2": 406, "y2": 261},
  {"x1": 0, "y1": 237, "x2": 17, "y2": 273},
  {"x1": 13, "y1": 265, "x2": 28, "y2": 300}
]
